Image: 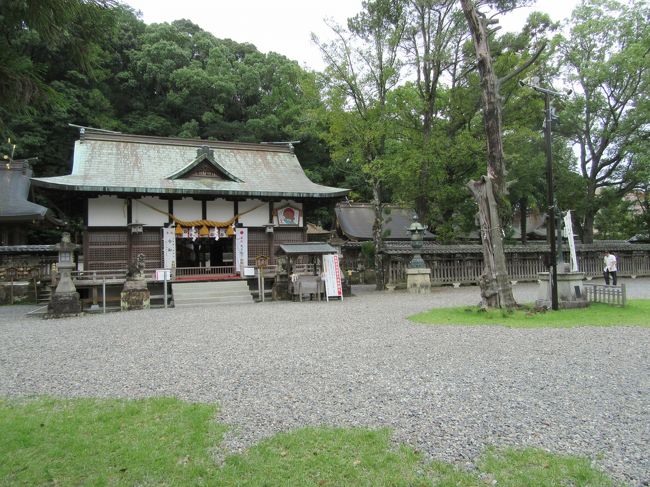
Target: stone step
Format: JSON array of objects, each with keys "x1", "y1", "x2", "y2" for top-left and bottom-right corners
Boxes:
[
  {"x1": 173, "y1": 296, "x2": 254, "y2": 307},
  {"x1": 171, "y1": 281, "x2": 253, "y2": 308},
  {"x1": 172, "y1": 288, "x2": 250, "y2": 298}
]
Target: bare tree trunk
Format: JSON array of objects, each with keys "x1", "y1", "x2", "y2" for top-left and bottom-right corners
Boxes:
[
  {"x1": 469, "y1": 177, "x2": 516, "y2": 308},
  {"x1": 520, "y1": 197, "x2": 528, "y2": 245},
  {"x1": 372, "y1": 179, "x2": 385, "y2": 291},
  {"x1": 582, "y1": 206, "x2": 595, "y2": 244},
  {"x1": 460, "y1": 0, "x2": 516, "y2": 309}
]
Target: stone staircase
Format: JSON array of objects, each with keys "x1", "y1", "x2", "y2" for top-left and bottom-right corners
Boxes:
[
  {"x1": 36, "y1": 284, "x2": 53, "y2": 304},
  {"x1": 171, "y1": 280, "x2": 254, "y2": 308}
]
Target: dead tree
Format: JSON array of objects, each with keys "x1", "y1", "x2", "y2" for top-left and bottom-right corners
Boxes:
[{"x1": 460, "y1": 0, "x2": 517, "y2": 309}]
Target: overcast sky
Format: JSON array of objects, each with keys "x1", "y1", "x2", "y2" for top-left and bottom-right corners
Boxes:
[{"x1": 123, "y1": 0, "x2": 579, "y2": 71}]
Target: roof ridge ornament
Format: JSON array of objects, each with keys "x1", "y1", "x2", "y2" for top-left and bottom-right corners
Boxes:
[{"x1": 197, "y1": 145, "x2": 215, "y2": 159}]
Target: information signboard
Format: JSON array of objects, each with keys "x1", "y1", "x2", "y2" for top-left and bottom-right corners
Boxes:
[{"x1": 322, "y1": 254, "x2": 343, "y2": 299}]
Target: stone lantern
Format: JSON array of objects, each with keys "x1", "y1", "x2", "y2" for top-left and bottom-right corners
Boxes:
[
  {"x1": 406, "y1": 215, "x2": 431, "y2": 293},
  {"x1": 46, "y1": 232, "x2": 81, "y2": 317}
]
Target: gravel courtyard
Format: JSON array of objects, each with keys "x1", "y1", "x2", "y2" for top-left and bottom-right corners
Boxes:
[{"x1": 1, "y1": 280, "x2": 649, "y2": 485}]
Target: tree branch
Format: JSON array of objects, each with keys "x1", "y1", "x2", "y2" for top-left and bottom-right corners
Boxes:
[{"x1": 499, "y1": 41, "x2": 547, "y2": 85}]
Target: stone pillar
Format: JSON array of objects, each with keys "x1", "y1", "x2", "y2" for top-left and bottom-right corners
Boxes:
[
  {"x1": 407, "y1": 268, "x2": 431, "y2": 294},
  {"x1": 536, "y1": 271, "x2": 588, "y2": 309}
]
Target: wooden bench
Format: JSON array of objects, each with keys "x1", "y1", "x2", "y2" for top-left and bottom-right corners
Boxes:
[{"x1": 583, "y1": 283, "x2": 626, "y2": 306}]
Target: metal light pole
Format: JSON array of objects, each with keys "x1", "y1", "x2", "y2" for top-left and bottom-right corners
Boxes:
[{"x1": 520, "y1": 78, "x2": 570, "y2": 310}]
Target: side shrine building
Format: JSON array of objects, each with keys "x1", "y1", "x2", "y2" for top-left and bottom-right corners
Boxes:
[{"x1": 33, "y1": 129, "x2": 348, "y2": 275}]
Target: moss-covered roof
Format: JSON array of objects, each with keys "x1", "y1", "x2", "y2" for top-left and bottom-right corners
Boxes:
[{"x1": 33, "y1": 130, "x2": 349, "y2": 199}]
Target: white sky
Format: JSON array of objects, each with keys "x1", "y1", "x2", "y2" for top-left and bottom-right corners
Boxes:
[{"x1": 123, "y1": 0, "x2": 578, "y2": 71}]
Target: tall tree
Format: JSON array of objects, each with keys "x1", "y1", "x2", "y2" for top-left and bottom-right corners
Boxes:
[
  {"x1": 400, "y1": 0, "x2": 467, "y2": 221},
  {"x1": 0, "y1": 0, "x2": 117, "y2": 131},
  {"x1": 314, "y1": 0, "x2": 406, "y2": 290},
  {"x1": 558, "y1": 0, "x2": 650, "y2": 243}
]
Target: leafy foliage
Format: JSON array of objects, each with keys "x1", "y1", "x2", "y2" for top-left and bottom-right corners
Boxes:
[{"x1": 2, "y1": 0, "x2": 647, "y2": 244}]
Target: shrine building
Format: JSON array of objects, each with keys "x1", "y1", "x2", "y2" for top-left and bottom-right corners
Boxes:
[{"x1": 32, "y1": 128, "x2": 348, "y2": 278}]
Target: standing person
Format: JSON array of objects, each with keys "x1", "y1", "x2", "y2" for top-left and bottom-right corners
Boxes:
[{"x1": 603, "y1": 250, "x2": 618, "y2": 285}]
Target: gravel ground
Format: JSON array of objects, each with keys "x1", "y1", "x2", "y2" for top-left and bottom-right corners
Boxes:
[{"x1": 1, "y1": 279, "x2": 649, "y2": 485}]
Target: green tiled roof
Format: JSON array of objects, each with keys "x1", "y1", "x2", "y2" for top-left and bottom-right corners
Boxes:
[{"x1": 32, "y1": 130, "x2": 349, "y2": 199}]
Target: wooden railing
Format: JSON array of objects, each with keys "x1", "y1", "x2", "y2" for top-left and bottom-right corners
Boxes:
[
  {"x1": 583, "y1": 283, "x2": 626, "y2": 306},
  {"x1": 0, "y1": 257, "x2": 57, "y2": 282},
  {"x1": 174, "y1": 266, "x2": 236, "y2": 279}
]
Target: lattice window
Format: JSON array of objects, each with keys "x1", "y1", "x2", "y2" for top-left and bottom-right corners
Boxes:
[
  {"x1": 131, "y1": 230, "x2": 162, "y2": 269},
  {"x1": 247, "y1": 228, "x2": 268, "y2": 266},
  {"x1": 85, "y1": 231, "x2": 128, "y2": 270}
]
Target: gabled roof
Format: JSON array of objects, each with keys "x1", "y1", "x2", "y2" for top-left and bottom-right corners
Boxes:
[
  {"x1": 0, "y1": 160, "x2": 53, "y2": 222},
  {"x1": 32, "y1": 129, "x2": 349, "y2": 199},
  {"x1": 335, "y1": 203, "x2": 436, "y2": 241},
  {"x1": 166, "y1": 146, "x2": 242, "y2": 182}
]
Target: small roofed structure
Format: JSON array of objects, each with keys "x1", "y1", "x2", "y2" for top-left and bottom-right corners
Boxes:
[
  {"x1": 0, "y1": 160, "x2": 59, "y2": 246},
  {"x1": 275, "y1": 242, "x2": 338, "y2": 274},
  {"x1": 335, "y1": 203, "x2": 435, "y2": 241},
  {"x1": 273, "y1": 242, "x2": 342, "y2": 301}
]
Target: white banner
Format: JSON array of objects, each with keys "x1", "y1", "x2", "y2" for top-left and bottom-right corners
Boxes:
[
  {"x1": 564, "y1": 210, "x2": 578, "y2": 272},
  {"x1": 235, "y1": 227, "x2": 248, "y2": 273},
  {"x1": 161, "y1": 227, "x2": 176, "y2": 269},
  {"x1": 322, "y1": 254, "x2": 343, "y2": 299}
]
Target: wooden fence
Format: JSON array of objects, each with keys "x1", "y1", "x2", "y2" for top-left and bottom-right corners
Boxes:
[
  {"x1": 0, "y1": 256, "x2": 57, "y2": 282},
  {"x1": 369, "y1": 242, "x2": 650, "y2": 286},
  {"x1": 583, "y1": 283, "x2": 626, "y2": 306}
]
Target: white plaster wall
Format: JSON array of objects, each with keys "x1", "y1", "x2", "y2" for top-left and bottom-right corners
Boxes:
[
  {"x1": 132, "y1": 197, "x2": 168, "y2": 226},
  {"x1": 88, "y1": 196, "x2": 127, "y2": 227},
  {"x1": 238, "y1": 199, "x2": 270, "y2": 227},
  {"x1": 173, "y1": 198, "x2": 202, "y2": 221},
  {"x1": 206, "y1": 199, "x2": 234, "y2": 222},
  {"x1": 273, "y1": 200, "x2": 304, "y2": 227}
]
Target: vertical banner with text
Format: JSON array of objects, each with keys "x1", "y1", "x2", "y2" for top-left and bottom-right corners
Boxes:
[
  {"x1": 235, "y1": 227, "x2": 248, "y2": 274},
  {"x1": 563, "y1": 210, "x2": 578, "y2": 272},
  {"x1": 161, "y1": 227, "x2": 176, "y2": 269}
]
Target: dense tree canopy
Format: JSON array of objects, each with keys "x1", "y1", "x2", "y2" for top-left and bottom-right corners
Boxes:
[{"x1": 2, "y1": 0, "x2": 648, "y2": 244}]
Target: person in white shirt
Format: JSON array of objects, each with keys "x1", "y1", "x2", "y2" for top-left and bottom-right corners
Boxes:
[{"x1": 603, "y1": 251, "x2": 617, "y2": 285}]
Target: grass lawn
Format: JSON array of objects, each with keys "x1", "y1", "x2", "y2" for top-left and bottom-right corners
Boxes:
[
  {"x1": 0, "y1": 397, "x2": 621, "y2": 486},
  {"x1": 409, "y1": 299, "x2": 650, "y2": 328}
]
